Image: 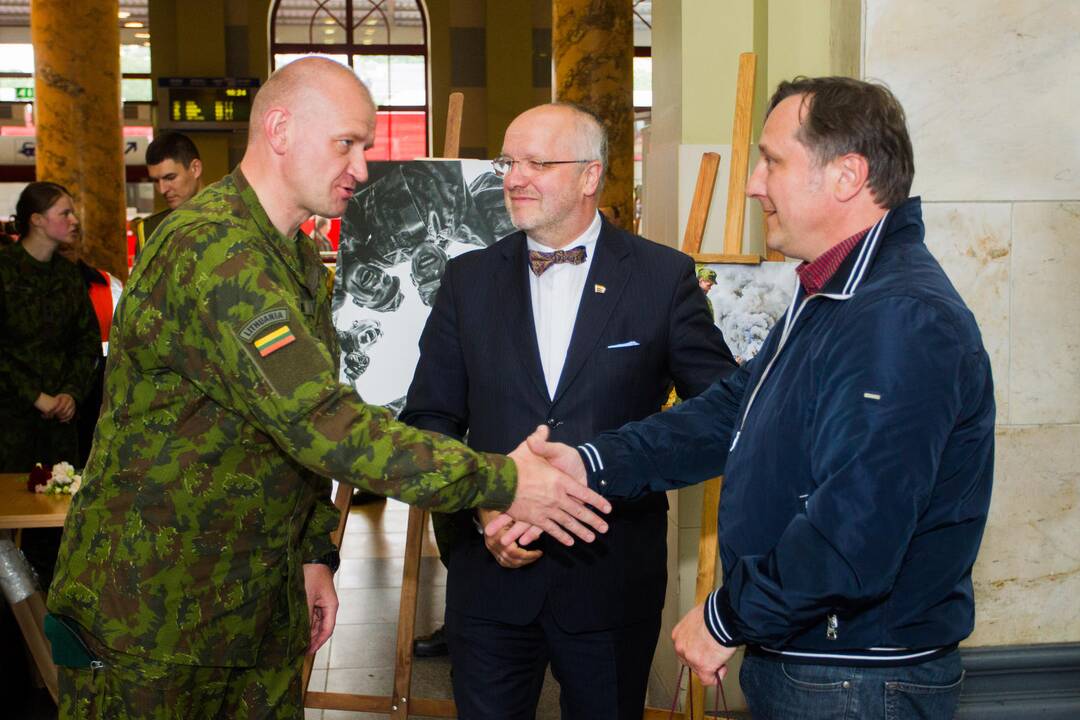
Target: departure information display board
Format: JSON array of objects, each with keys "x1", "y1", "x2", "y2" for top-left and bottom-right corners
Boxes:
[{"x1": 158, "y1": 77, "x2": 260, "y2": 131}]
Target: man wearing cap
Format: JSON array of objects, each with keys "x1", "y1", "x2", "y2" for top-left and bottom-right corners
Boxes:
[{"x1": 697, "y1": 265, "x2": 718, "y2": 320}]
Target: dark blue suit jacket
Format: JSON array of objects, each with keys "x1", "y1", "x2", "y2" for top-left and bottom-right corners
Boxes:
[{"x1": 401, "y1": 216, "x2": 736, "y2": 632}]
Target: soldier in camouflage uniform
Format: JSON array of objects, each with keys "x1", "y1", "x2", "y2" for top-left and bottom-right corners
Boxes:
[
  {"x1": 697, "y1": 265, "x2": 717, "y2": 321},
  {"x1": 0, "y1": 182, "x2": 100, "y2": 472},
  {"x1": 48, "y1": 57, "x2": 610, "y2": 719},
  {"x1": 131, "y1": 132, "x2": 204, "y2": 256}
]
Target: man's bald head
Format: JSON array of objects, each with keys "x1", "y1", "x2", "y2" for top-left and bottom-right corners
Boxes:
[
  {"x1": 249, "y1": 57, "x2": 375, "y2": 145},
  {"x1": 511, "y1": 103, "x2": 608, "y2": 182},
  {"x1": 499, "y1": 103, "x2": 607, "y2": 247},
  {"x1": 239, "y1": 56, "x2": 377, "y2": 236}
]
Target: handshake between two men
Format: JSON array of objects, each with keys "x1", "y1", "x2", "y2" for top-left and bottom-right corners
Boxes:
[
  {"x1": 497, "y1": 424, "x2": 606, "y2": 550},
  {"x1": 484, "y1": 424, "x2": 623, "y2": 565}
]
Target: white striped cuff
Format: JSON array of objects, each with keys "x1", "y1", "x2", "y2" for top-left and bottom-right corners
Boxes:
[
  {"x1": 577, "y1": 442, "x2": 604, "y2": 473},
  {"x1": 704, "y1": 590, "x2": 736, "y2": 646}
]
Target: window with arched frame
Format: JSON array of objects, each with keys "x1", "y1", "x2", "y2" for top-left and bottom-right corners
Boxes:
[{"x1": 270, "y1": 0, "x2": 429, "y2": 160}]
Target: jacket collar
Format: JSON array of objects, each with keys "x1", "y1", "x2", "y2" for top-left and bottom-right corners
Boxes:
[
  {"x1": 818, "y1": 196, "x2": 924, "y2": 298},
  {"x1": 232, "y1": 168, "x2": 324, "y2": 301}
]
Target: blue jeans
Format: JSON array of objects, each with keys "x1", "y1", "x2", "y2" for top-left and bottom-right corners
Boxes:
[{"x1": 739, "y1": 650, "x2": 964, "y2": 719}]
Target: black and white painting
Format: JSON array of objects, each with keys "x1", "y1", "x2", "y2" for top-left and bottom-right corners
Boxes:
[
  {"x1": 332, "y1": 159, "x2": 514, "y2": 408},
  {"x1": 697, "y1": 261, "x2": 797, "y2": 363}
]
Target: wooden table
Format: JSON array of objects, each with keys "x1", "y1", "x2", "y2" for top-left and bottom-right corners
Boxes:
[
  {"x1": 0, "y1": 473, "x2": 72, "y2": 529},
  {"x1": 1, "y1": 472, "x2": 69, "y2": 703}
]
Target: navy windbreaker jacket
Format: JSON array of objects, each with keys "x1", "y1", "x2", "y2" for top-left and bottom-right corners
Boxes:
[{"x1": 578, "y1": 198, "x2": 995, "y2": 665}]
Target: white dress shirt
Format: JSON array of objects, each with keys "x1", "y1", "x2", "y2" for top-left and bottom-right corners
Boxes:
[{"x1": 526, "y1": 212, "x2": 602, "y2": 399}]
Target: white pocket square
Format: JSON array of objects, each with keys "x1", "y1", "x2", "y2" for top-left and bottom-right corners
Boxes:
[{"x1": 606, "y1": 340, "x2": 640, "y2": 349}]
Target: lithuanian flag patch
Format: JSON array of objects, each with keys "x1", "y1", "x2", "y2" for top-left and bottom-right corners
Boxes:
[{"x1": 254, "y1": 325, "x2": 296, "y2": 357}]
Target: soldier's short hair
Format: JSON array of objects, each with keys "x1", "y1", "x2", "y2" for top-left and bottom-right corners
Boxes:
[
  {"x1": 146, "y1": 132, "x2": 201, "y2": 168},
  {"x1": 248, "y1": 58, "x2": 374, "y2": 146}
]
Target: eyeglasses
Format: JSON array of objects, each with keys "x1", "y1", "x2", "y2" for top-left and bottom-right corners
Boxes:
[{"x1": 491, "y1": 156, "x2": 594, "y2": 178}]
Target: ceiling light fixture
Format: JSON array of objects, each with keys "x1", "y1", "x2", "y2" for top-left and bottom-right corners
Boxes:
[{"x1": 124, "y1": 21, "x2": 144, "y2": 28}]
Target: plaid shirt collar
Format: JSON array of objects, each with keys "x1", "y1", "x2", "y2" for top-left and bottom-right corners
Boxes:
[{"x1": 795, "y1": 226, "x2": 871, "y2": 296}]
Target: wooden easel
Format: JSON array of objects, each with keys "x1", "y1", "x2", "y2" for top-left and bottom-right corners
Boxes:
[
  {"x1": 686, "y1": 52, "x2": 775, "y2": 267},
  {"x1": 660, "y1": 52, "x2": 763, "y2": 720},
  {"x1": 303, "y1": 92, "x2": 466, "y2": 719}
]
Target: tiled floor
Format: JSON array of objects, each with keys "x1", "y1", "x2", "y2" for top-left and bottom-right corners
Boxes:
[{"x1": 304, "y1": 498, "x2": 562, "y2": 720}]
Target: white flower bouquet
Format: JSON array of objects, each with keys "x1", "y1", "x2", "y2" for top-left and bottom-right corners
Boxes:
[{"x1": 28, "y1": 461, "x2": 82, "y2": 495}]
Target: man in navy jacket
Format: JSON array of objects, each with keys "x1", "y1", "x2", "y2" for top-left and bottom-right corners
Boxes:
[
  {"x1": 402, "y1": 103, "x2": 736, "y2": 719},
  {"x1": 518, "y1": 78, "x2": 995, "y2": 719}
]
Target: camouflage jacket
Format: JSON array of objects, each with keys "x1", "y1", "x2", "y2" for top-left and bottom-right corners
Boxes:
[
  {"x1": 0, "y1": 243, "x2": 101, "y2": 468},
  {"x1": 131, "y1": 207, "x2": 171, "y2": 258},
  {"x1": 0, "y1": 243, "x2": 100, "y2": 410},
  {"x1": 49, "y1": 170, "x2": 517, "y2": 667}
]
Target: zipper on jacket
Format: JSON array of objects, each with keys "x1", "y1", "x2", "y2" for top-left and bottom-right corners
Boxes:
[
  {"x1": 826, "y1": 613, "x2": 839, "y2": 641},
  {"x1": 730, "y1": 212, "x2": 890, "y2": 452},
  {"x1": 733, "y1": 289, "x2": 849, "y2": 445},
  {"x1": 730, "y1": 286, "x2": 824, "y2": 448}
]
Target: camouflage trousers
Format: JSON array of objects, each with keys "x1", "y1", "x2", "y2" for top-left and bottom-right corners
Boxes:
[{"x1": 57, "y1": 615, "x2": 305, "y2": 719}]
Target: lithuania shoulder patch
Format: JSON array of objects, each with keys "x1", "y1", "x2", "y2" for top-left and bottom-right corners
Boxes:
[
  {"x1": 239, "y1": 308, "x2": 289, "y2": 341},
  {"x1": 254, "y1": 325, "x2": 296, "y2": 357}
]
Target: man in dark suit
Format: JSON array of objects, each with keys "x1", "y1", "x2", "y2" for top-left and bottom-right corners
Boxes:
[{"x1": 401, "y1": 103, "x2": 736, "y2": 719}]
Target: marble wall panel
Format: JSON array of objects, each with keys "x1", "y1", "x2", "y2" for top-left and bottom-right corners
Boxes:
[
  {"x1": 864, "y1": 0, "x2": 1080, "y2": 202},
  {"x1": 968, "y1": 424, "x2": 1080, "y2": 645},
  {"x1": 922, "y1": 202, "x2": 1012, "y2": 422},
  {"x1": 1009, "y1": 202, "x2": 1080, "y2": 425}
]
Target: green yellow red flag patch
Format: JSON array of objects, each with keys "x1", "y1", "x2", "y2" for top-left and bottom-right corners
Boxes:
[{"x1": 254, "y1": 325, "x2": 296, "y2": 357}]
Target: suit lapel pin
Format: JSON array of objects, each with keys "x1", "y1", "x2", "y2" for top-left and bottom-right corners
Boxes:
[{"x1": 594, "y1": 284, "x2": 606, "y2": 294}]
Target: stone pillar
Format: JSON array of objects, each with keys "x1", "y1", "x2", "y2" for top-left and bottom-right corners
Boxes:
[
  {"x1": 31, "y1": 0, "x2": 127, "y2": 279},
  {"x1": 552, "y1": 0, "x2": 633, "y2": 230}
]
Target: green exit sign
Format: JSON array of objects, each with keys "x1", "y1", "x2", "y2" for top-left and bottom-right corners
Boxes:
[{"x1": 15, "y1": 87, "x2": 33, "y2": 100}]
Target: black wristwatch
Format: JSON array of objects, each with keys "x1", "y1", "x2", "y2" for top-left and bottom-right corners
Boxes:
[{"x1": 305, "y1": 550, "x2": 340, "y2": 573}]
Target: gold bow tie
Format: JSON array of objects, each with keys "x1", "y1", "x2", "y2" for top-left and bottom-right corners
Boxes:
[{"x1": 528, "y1": 246, "x2": 587, "y2": 276}]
